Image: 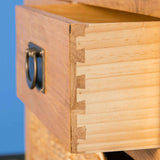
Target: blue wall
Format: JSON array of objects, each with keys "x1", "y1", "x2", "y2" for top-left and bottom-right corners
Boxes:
[{"x1": 0, "y1": 0, "x2": 24, "y2": 155}]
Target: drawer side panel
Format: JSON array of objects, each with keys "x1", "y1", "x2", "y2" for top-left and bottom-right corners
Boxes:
[{"x1": 75, "y1": 22, "x2": 160, "y2": 153}]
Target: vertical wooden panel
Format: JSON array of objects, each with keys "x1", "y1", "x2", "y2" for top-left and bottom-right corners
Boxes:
[
  {"x1": 16, "y1": 6, "x2": 71, "y2": 150},
  {"x1": 25, "y1": 107, "x2": 106, "y2": 160}
]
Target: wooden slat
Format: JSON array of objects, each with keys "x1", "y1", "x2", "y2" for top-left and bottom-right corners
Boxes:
[
  {"x1": 82, "y1": 73, "x2": 160, "y2": 92},
  {"x1": 77, "y1": 138, "x2": 160, "y2": 153},
  {"x1": 78, "y1": 118, "x2": 160, "y2": 134},
  {"x1": 77, "y1": 86, "x2": 160, "y2": 102},
  {"x1": 78, "y1": 43, "x2": 160, "y2": 66},
  {"x1": 78, "y1": 129, "x2": 160, "y2": 143},
  {"x1": 77, "y1": 59, "x2": 160, "y2": 80},
  {"x1": 77, "y1": 108, "x2": 160, "y2": 125},
  {"x1": 85, "y1": 22, "x2": 160, "y2": 33},
  {"x1": 85, "y1": 96, "x2": 160, "y2": 114},
  {"x1": 77, "y1": 26, "x2": 160, "y2": 50}
]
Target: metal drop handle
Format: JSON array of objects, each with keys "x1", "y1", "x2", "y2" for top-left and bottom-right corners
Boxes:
[
  {"x1": 25, "y1": 47, "x2": 38, "y2": 89},
  {"x1": 25, "y1": 42, "x2": 45, "y2": 93}
]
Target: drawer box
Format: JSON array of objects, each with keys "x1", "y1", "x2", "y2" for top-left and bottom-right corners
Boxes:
[{"x1": 16, "y1": 3, "x2": 160, "y2": 153}]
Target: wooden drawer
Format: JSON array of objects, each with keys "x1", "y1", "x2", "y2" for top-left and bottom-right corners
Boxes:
[{"x1": 16, "y1": 3, "x2": 160, "y2": 153}]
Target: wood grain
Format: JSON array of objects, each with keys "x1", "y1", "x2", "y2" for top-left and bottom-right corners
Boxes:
[
  {"x1": 32, "y1": 4, "x2": 160, "y2": 23},
  {"x1": 75, "y1": 22, "x2": 160, "y2": 152},
  {"x1": 73, "y1": 0, "x2": 160, "y2": 18},
  {"x1": 126, "y1": 149, "x2": 160, "y2": 160},
  {"x1": 24, "y1": 0, "x2": 160, "y2": 19},
  {"x1": 16, "y1": 6, "x2": 71, "y2": 150},
  {"x1": 17, "y1": 3, "x2": 160, "y2": 154},
  {"x1": 25, "y1": 107, "x2": 106, "y2": 160},
  {"x1": 70, "y1": 23, "x2": 87, "y2": 153},
  {"x1": 24, "y1": 0, "x2": 70, "y2": 5}
]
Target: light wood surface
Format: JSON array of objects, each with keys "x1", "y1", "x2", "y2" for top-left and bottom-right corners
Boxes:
[
  {"x1": 16, "y1": 6, "x2": 71, "y2": 150},
  {"x1": 16, "y1": 2, "x2": 160, "y2": 154},
  {"x1": 126, "y1": 149, "x2": 160, "y2": 160},
  {"x1": 24, "y1": 0, "x2": 160, "y2": 19},
  {"x1": 25, "y1": 107, "x2": 106, "y2": 160},
  {"x1": 24, "y1": 0, "x2": 70, "y2": 5},
  {"x1": 32, "y1": 4, "x2": 160, "y2": 23},
  {"x1": 70, "y1": 23, "x2": 87, "y2": 153},
  {"x1": 75, "y1": 22, "x2": 160, "y2": 152},
  {"x1": 73, "y1": 0, "x2": 160, "y2": 18}
]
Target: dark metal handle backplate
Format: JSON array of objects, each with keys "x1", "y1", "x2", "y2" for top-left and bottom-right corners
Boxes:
[{"x1": 25, "y1": 42, "x2": 45, "y2": 93}]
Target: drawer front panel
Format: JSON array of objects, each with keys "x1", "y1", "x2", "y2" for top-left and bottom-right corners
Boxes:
[{"x1": 16, "y1": 6, "x2": 71, "y2": 150}]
